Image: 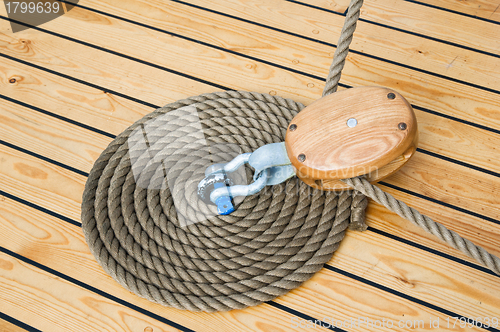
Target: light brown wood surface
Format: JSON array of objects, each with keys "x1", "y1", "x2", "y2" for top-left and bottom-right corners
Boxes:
[
  {"x1": 410, "y1": 0, "x2": 500, "y2": 22},
  {"x1": 0, "y1": 319, "x2": 28, "y2": 332},
  {"x1": 0, "y1": 0, "x2": 499, "y2": 331},
  {"x1": 286, "y1": 86, "x2": 417, "y2": 189},
  {"x1": 0, "y1": 253, "x2": 181, "y2": 332},
  {"x1": 0, "y1": 162, "x2": 498, "y2": 332},
  {"x1": 177, "y1": 0, "x2": 500, "y2": 91},
  {"x1": 302, "y1": 0, "x2": 500, "y2": 54}
]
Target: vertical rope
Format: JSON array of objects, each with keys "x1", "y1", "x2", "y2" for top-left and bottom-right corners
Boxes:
[
  {"x1": 322, "y1": 0, "x2": 500, "y2": 276},
  {"x1": 322, "y1": 0, "x2": 364, "y2": 96}
]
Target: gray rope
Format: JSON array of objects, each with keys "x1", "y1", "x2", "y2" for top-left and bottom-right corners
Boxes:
[
  {"x1": 323, "y1": 0, "x2": 370, "y2": 227},
  {"x1": 322, "y1": 0, "x2": 364, "y2": 96},
  {"x1": 328, "y1": 0, "x2": 500, "y2": 276},
  {"x1": 82, "y1": 91, "x2": 367, "y2": 312},
  {"x1": 82, "y1": 0, "x2": 369, "y2": 312},
  {"x1": 322, "y1": 0, "x2": 500, "y2": 276},
  {"x1": 342, "y1": 177, "x2": 500, "y2": 275}
]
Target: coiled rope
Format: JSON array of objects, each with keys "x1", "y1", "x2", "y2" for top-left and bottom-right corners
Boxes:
[{"x1": 82, "y1": 0, "x2": 499, "y2": 313}]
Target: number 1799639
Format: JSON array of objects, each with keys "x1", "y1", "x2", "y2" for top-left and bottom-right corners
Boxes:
[{"x1": 5, "y1": 1, "x2": 60, "y2": 14}]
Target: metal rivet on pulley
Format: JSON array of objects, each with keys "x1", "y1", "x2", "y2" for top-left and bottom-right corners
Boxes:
[
  {"x1": 347, "y1": 118, "x2": 358, "y2": 128},
  {"x1": 289, "y1": 124, "x2": 297, "y2": 131},
  {"x1": 398, "y1": 122, "x2": 407, "y2": 130},
  {"x1": 298, "y1": 154, "x2": 306, "y2": 162},
  {"x1": 387, "y1": 92, "x2": 396, "y2": 99}
]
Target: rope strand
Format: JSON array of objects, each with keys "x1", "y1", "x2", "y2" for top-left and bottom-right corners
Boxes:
[
  {"x1": 341, "y1": 177, "x2": 500, "y2": 275},
  {"x1": 322, "y1": 0, "x2": 364, "y2": 96}
]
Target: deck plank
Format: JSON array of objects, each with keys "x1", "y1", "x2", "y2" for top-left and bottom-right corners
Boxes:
[
  {"x1": 0, "y1": 193, "x2": 496, "y2": 332},
  {"x1": 0, "y1": 253, "x2": 183, "y2": 332},
  {"x1": 301, "y1": 0, "x2": 500, "y2": 54},
  {"x1": 2, "y1": 54, "x2": 500, "y2": 243},
  {"x1": 408, "y1": 0, "x2": 500, "y2": 23},
  {"x1": 0, "y1": 318, "x2": 30, "y2": 332},
  {"x1": 66, "y1": 0, "x2": 500, "y2": 127},
  {"x1": 2, "y1": 11, "x2": 500, "y2": 135},
  {"x1": 170, "y1": 0, "x2": 500, "y2": 89}
]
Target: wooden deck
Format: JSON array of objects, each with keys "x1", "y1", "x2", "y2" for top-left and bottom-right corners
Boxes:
[{"x1": 1, "y1": 0, "x2": 499, "y2": 331}]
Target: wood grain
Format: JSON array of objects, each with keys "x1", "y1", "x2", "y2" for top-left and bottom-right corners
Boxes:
[
  {"x1": 0, "y1": 318, "x2": 29, "y2": 332},
  {"x1": 0, "y1": 253, "x2": 182, "y2": 332},
  {"x1": 173, "y1": 0, "x2": 500, "y2": 90},
  {"x1": 0, "y1": 195, "x2": 497, "y2": 332},
  {"x1": 70, "y1": 0, "x2": 500, "y2": 130},
  {"x1": 0, "y1": 98, "x2": 111, "y2": 173},
  {"x1": 366, "y1": 188, "x2": 500, "y2": 261},
  {"x1": 0, "y1": 144, "x2": 85, "y2": 221},
  {"x1": 286, "y1": 86, "x2": 417, "y2": 188},
  {"x1": 411, "y1": 0, "x2": 500, "y2": 23},
  {"x1": 387, "y1": 152, "x2": 500, "y2": 220},
  {"x1": 302, "y1": 0, "x2": 500, "y2": 54},
  {"x1": 3, "y1": 0, "x2": 500, "y2": 133},
  {"x1": 1, "y1": 9, "x2": 500, "y2": 174},
  {"x1": 296, "y1": 0, "x2": 352, "y2": 13}
]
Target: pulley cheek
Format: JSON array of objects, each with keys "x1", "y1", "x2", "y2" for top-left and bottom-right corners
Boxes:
[
  {"x1": 198, "y1": 86, "x2": 418, "y2": 212},
  {"x1": 286, "y1": 86, "x2": 418, "y2": 191}
]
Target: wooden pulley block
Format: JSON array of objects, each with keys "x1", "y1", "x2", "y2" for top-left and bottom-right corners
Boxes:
[{"x1": 285, "y1": 86, "x2": 418, "y2": 191}]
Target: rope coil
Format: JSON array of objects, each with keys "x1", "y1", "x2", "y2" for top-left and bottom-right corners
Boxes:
[
  {"x1": 82, "y1": 0, "x2": 499, "y2": 314},
  {"x1": 82, "y1": 91, "x2": 368, "y2": 312}
]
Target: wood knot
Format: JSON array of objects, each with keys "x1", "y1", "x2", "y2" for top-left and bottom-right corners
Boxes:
[
  {"x1": 9, "y1": 75, "x2": 23, "y2": 84},
  {"x1": 395, "y1": 276, "x2": 415, "y2": 288},
  {"x1": 18, "y1": 39, "x2": 32, "y2": 47}
]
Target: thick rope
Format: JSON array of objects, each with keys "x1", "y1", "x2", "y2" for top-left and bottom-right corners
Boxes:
[
  {"x1": 82, "y1": 91, "x2": 366, "y2": 312},
  {"x1": 322, "y1": 0, "x2": 364, "y2": 96},
  {"x1": 322, "y1": 0, "x2": 500, "y2": 276},
  {"x1": 82, "y1": 0, "x2": 370, "y2": 312},
  {"x1": 323, "y1": 0, "x2": 370, "y2": 227},
  {"x1": 342, "y1": 177, "x2": 500, "y2": 275},
  {"x1": 82, "y1": 0, "x2": 499, "y2": 315}
]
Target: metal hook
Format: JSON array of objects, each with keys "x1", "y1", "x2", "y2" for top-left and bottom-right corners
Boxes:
[{"x1": 197, "y1": 143, "x2": 296, "y2": 215}]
